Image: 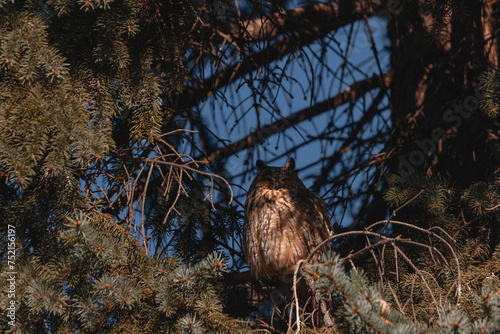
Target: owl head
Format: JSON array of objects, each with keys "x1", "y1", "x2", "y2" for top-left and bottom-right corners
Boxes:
[{"x1": 250, "y1": 157, "x2": 305, "y2": 191}]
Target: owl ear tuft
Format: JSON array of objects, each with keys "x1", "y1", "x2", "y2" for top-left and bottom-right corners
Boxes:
[
  {"x1": 286, "y1": 157, "x2": 295, "y2": 172},
  {"x1": 256, "y1": 160, "x2": 267, "y2": 171}
]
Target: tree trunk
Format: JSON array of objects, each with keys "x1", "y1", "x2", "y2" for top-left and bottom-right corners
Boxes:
[{"x1": 388, "y1": 1, "x2": 500, "y2": 184}]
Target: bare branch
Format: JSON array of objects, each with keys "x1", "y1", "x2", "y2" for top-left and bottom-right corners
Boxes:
[
  {"x1": 198, "y1": 72, "x2": 393, "y2": 163},
  {"x1": 206, "y1": 1, "x2": 381, "y2": 44},
  {"x1": 178, "y1": 1, "x2": 383, "y2": 111}
]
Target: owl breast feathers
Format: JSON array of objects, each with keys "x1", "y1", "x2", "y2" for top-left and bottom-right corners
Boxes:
[{"x1": 244, "y1": 158, "x2": 331, "y2": 280}]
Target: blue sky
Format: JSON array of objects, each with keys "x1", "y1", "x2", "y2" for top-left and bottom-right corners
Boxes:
[
  {"x1": 85, "y1": 12, "x2": 393, "y2": 258},
  {"x1": 194, "y1": 15, "x2": 392, "y2": 227}
]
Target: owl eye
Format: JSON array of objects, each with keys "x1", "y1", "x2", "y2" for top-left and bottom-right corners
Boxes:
[
  {"x1": 280, "y1": 175, "x2": 292, "y2": 182},
  {"x1": 262, "y1": 174, "x2": 274, "y2": 182}
]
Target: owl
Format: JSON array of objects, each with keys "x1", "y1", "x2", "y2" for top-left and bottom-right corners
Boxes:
[{"x1": 244, "y1": 158, "x2": 331, "y2": 281}]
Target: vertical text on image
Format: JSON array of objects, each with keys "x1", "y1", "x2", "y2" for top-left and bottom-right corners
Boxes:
[{"x1": 6, "y1": 224, "x2": 17, "y2": 327}]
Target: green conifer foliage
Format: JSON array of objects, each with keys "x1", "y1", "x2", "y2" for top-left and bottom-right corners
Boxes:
[
  {"x1": 0, "y1": 1, "x2": 246, "y2": 332},
  {"x1": 1, "y1": 212, "x2": 249, "y2": 332},
  {"x1": 480, "y1": 67, "x2": 500, "y2": 118},
  {"x1": 2, "y1": 0, "x2": 500, "y2": 332},
  {"x1": 290, "y1": 172, "x2": 500, "y2": 333},
  {"x1": 0, "y1": 11, "x2": 110, "y2": 187},
  {"x1": 307, "y1": 250, "x2": 500, "y2": 334}
]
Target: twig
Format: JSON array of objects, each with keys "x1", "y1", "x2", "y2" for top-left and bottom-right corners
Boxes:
[
  {"x1": 485, "y1": 202, "x2": 500, "y2": 211},
  {"x1": 291, "y1": 216, "x2": 463, "y2": 327},
  {"x1": 393, "y1": 245, "x2": 440, "y2": 310},
  {"x1": 293, "y1": 259, "x2": 306, "y2": 333},
  {"x1": 378, "y1": 189, "x2": 424, "y2": 237},
  {"x1": 373, "y1": 220, "x2": 462, "y2": 300}
]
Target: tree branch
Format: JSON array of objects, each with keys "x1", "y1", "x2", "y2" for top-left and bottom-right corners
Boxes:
[
  {"x1": 208, "y1": 0, "x2": 381, "y2": 43},
  {"x1": 198, "y1": 71, "x2": 393, "y2": 163},
  {"x1": 177, "y1": 0, "x2": 383, "y2": 111}
]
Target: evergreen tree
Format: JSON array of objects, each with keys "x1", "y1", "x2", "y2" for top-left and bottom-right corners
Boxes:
[
  {"x1": 0, "y1": 1, "x2": 247, "y2": 333},
  {"x1": 1, "y1": 0, "x2": 500, "y2": 333}
]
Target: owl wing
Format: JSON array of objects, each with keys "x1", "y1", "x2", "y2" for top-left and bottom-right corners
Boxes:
[{"x1": 300, "y1": 193, "x2": 331, "y2": 256}]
